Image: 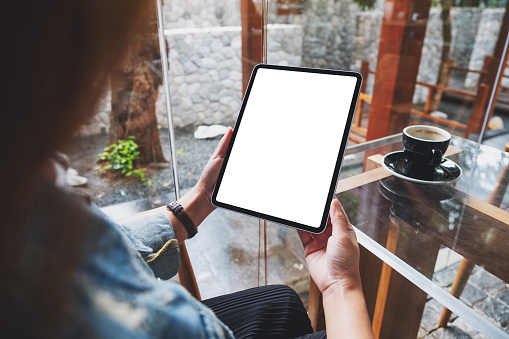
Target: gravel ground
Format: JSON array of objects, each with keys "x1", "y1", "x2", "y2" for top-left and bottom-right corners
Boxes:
[{"x1": 64, "y1": 126, "x2": 225, "y2": 207}]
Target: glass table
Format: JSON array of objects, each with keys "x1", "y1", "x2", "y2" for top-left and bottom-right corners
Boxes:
[{"x1": 328, "y1": 134, "x2": 509, "y2": 338}]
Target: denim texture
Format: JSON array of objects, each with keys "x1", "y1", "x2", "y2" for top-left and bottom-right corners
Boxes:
[
  {"x1": 106, "y1": 211, "x2": 181, "y2": 280},
  {"x1": 23, "y1": 182, "x2": 234, "y2": 338}
]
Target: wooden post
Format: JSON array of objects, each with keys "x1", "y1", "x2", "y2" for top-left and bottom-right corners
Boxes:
[
  {"x1": 438, "y1": 258, "x2": 476, "y2": 327},
  {"x1": 353, "y1": 61, "x2": 370, "y2": 131},
  {"x1": 360, "y1": 61, "x2": 370, "y2": 94},
  {"x1": 308, "y1": 278, "x2": 326, "y2": 332},
  {"x1": 366, "y1": 0, "x2": 432, "y2": 141},
  {"x1": 483, "y1": 0, "x2": 509, "y2": 122},
  {"x1": 371, "y1": 220, "x2": 400, "y2": 337},
  {"x1": 374, "y1": 216, "x2": 440, "y2": 339},
  {"x1": 439, "y1": 159, "x2": 509, "y2": 326},
  {"x1": 178, "y1": 243, "x2": 202, "y2": 300},
  {"x1": 479, "y1": 56, "x2": 492, "y2": 85},
  {"x1": 241, "y1": 0, "x2": 263, "y2": 95},
  {"x1": 465, "y1": 83, "x2": 490, "y2": 136}
]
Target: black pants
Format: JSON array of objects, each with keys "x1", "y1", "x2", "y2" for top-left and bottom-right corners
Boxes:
[{"x1": 203, "y1": 284, "x2": 326, "y2": 339}]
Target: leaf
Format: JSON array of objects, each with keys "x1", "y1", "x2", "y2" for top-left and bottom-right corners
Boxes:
[{"x1": 95, "y1": 137, "x2": 147, "y2": 184}]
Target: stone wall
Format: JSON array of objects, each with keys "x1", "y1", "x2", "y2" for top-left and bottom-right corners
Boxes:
[
  {"x1": 160, "y1": 24, "x2": 303, "y2": 128},
  {"x1": 414, "y1": 8, "x2": 504, "y2": 102},
  {"x1": 80, "y1": 1, "x2": 506, "y2": 136},
  {"x1": 465, "y1": 8, "x2": 506, "y2": 88},
  {"x1": 162, "y1": 0, "x2": 241, "y2": 29}
]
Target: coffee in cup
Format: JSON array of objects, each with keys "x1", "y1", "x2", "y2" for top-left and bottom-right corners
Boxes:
[{"x1": 402, "y1": 125, "x2": 451, "y2": 178}]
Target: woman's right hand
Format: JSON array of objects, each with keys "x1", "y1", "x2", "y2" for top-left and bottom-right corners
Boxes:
[
  {"x1": 297, "y1": 198, "x2": 361, "y2": 294},
  {"x1": 298, "y1": 199, "x2": 374, "y2": 338}
]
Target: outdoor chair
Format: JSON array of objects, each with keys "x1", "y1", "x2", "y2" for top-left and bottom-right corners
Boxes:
[
  {"x1": 351, "y1": 57, "x2": 498, "y2": 143},
  {"x1": 438, "y1": 140, "x2": 509, "y2": 327}
]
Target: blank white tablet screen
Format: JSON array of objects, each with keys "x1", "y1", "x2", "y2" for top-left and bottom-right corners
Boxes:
[{"x1": 215, "y1": 67, "x2": 358, "y2": 229}]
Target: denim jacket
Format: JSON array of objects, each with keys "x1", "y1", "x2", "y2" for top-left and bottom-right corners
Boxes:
[{"x1": 30, "y1": 182, "x2": 234, "y2": 338}]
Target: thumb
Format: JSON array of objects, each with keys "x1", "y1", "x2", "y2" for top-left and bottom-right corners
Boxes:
[{"x1": 330, "y1": 198, "x2": 353, "y2": 238}]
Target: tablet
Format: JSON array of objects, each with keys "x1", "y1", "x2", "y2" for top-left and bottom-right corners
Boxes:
[{"x1": 212, "y1": 64, "x2": 362, "y2": 233}]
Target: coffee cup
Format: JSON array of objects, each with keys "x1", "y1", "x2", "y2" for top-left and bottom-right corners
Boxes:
[{"x1": 402, "y1": 125, "x2": 451, "y2": 177}]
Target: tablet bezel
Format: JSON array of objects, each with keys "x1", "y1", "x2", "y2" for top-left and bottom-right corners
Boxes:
[{"x1": 211, "y1": 64, "x2": 362, "y2": 234}]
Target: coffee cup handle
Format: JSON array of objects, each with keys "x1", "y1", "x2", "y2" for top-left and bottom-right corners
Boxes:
[{"x1": 430, "y1": 149, "x2": 442, "y2": 166}]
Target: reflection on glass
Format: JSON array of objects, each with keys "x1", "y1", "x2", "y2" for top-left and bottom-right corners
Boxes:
[
  {"x1": 62, "y1": 0, "x2": 509, "y2": 327},
  {"x1": 266, "y1": 0, "x2": 509, "y2": 148},
  {"x1": 66, "y1": 2, "x2": 173, "y2": 220}
]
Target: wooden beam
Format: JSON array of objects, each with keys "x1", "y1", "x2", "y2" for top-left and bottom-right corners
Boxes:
[
  {"x1": 372, "y1": 220, "x2": 400, "y2": 338},
  {"x1": 241, "y1": 0, "x2": 263, "y2": 95},
  {"x1": 410, "y1": 108, "x2": 468, "y2": 131},
  {"x1": 277, "y1": 0, "x2": 304, "y2": 3},
  {"x1": 277, "y1": 8, "x2": 303, "y2": 15},
  {"x1": 308, "y1": 278, "x2": 326, "y2": 332},
  {"x1": 485, "y1": 0, "x2": 509, "y2": 120},
  {"x1": 366, "y1": 0, "x2": 432, "y2": 140},
  {"x1": 466, "y1": 83, "x2": 490, "y2": 136}
]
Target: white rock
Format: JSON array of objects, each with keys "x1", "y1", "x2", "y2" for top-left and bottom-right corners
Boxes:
[
  {"x1": 430, "y1": 111, "x2": 448, "y2": 120},
  {"x1": 194, "y1": 125, "x2": 228, "y2": 139},
  {"x1": 489, "y1": 116, "x2": 504, "y2": 130}
]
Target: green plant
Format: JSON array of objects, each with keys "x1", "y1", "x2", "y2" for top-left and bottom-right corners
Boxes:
[
  {"x1": 353, "y1": 0, "x2": 376, "y2": 10},
  {"x1": 96, "y1": 136, "x2": 152, "y2": 185}
]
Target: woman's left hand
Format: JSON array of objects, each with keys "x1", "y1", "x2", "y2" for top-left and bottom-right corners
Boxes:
[{"x1": 195, "y1": 127, "x2": 233, "y2": 211}]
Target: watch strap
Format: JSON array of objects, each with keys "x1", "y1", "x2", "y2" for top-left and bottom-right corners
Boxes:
[{"x1": 166, "y1": 202, "x2": 198, "y2": 239}]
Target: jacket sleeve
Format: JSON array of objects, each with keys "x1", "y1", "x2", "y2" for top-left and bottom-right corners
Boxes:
[{"x1": 120, "y1": 213, "x2": 180, "y2": 280}]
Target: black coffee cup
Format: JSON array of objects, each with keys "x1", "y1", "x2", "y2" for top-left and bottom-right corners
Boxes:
[{"x1": 402, "y1": 125, "x2": 451, "y2": 177}]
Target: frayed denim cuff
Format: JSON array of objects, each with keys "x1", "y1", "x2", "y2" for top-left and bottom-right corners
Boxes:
[{"x1": 121, "y1": 213, "x2": 180, "y2": 280}]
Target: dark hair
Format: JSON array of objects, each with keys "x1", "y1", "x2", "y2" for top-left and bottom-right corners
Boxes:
[{"x1": 0, "y1": 0, "x2": 149, "y2": 336}]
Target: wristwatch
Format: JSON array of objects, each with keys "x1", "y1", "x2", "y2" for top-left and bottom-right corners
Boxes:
[{"x1": 166, "y1": 201, "x2": 198, "y2": 239}]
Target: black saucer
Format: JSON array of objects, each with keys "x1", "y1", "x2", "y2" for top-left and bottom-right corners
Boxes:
[{"x1": 382, "y1": 151, "x2": 462, "y2": 184}]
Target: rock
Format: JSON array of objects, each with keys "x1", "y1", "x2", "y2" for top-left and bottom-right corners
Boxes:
[
  {"x1": 183, "y1": 61, "x2": 198, "y2": 74},
  {"x1": 215, "y1": 7, "x2": 224, "y2": 20},
  {"x1": 194, "y1": 124, "x2": 228, "y2": 139},
  {"x1": 489, "y1": 116, "x2": 504, "y2": 130},
  {"x1": 201, "y1": 57, "x2": 217, "y2": 69},
  {"x1": 469, "y1": 269, "x2": 507, "y2": 295},
  {"x1": 460, "y1": 283, "x2": 487, "y2": 307},
  {"x1": 191, "y1": 94, "x2": 203, "y2": 103},
  {"x1": 432, "y1": 326, "x2": 471, "y2": 339},
  {"x1": 430, "y1": 111, "x2": 449, "y2": 120},
  {"x1": 475, "y1": 297, "x2": 509, "y2": 327},
  {"x1": 496, "y1": 289, "x2": 509, "y2": 307}
]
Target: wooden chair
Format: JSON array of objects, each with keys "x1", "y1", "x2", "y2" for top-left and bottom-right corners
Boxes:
[
  {"x1": 352, "y1": 57, "x2": 498, "y2": 143},
  {"x1": 438, "y1": 141, "x2": 509, "y2": 327}
]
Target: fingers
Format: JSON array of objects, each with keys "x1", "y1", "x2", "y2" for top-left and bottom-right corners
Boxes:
[
  {"x1": 338, "y1": 200, "x2": 355, "y2": 232},
  {"x1": 297, "y1": 229, "x2": 313, "y2": 248},
  {"x1": 330, "y1": 198, "x2": 353, "y2": 237},
  {"x1": 298, "y1": 214, "x2": 333, "y2": 252},
  {"x1": 211, "y1": 127, "x2": 233, "y2": 159}
]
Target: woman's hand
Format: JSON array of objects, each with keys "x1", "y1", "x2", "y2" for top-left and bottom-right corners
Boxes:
[
  {"x1": 195, "y1": 127, "x2": 233, "y2": 212},
  {"x1": 298, "y1": 199, "x2": 374, "y2": 339},
  {"x1": 167, "y1": 127, "x2": 233, "y2": 243},
  {"x1": 297, "y1": 198, "x2": 361, "y2": 294}
]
